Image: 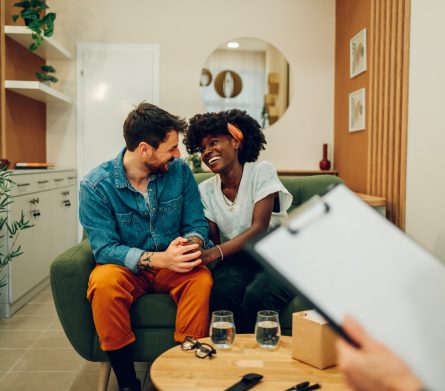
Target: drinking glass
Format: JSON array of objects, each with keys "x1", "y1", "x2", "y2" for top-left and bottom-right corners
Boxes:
[
  {"x1": 255, "y1": 310, "x2": 281, "y2": 348},
  {"x1": 209, "y1": 310, "x2": 236, "y2": 348}
]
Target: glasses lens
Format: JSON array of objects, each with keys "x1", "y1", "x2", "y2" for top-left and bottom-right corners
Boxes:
[
  {"x1": 181, "y1": 337, "x2": 197, "y2": 351},
  {"x1": 195, "y1": 343, "x2": 215, "y2": 359}
]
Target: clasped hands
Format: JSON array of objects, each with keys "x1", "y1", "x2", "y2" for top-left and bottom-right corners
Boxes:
[
  {"x1": 138, "y1": 237, "x2": 218, "y2": 273},
  {"x1": 162, "y1": 237, "x2": 204, "y2": 273}
]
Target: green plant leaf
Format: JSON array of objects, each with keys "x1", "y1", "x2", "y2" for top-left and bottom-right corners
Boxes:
[
  {"x1": 40, "y1": 65, "x2": 55, "y2": 73},
  {"x1": 28, "y1": 19, "x2": 43, "y2": 32},
  {"x1": 21, "y1": 8, "x2": 39, "y2": 19},
  {"x1": 12, "y1": 14, "x2": 19, "y2": 23},
  {"x1": 13, "y1": 1, "x2": 31, "y2": 8},
  {"x1": 30, "y1": 0, "x2": 48, "y2": 9}
]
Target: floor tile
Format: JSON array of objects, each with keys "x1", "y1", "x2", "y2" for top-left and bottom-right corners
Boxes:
[
  {"x1": 0, "y1": 371, "x2": 77, "y2": 391},
  {"x1": 0, "y1": 349, "x2": 26, "y2": 371},
  {"x1": 28, "y1": 290, "x2": 54, "y2": 304},
  {"x1": 13, "y1": 349, "x2": 84, "y2": 371},
  {"x1": 32, "y1": 330, "x2": 73, "y2": 349},
  {"x1": 48, "y1": 317, "x2": 64, "y2": 331},
  {"x1": 0, "y1": 330, "x2": 41, "y2": 348},
  {"x1": 15, "y1": 302, "x2": 57, "y2": 316},
  {"x1": 69, "y1": 369, "x2": 103, "y2": 391},
  {"x1": 0, "y1": 315, "x2": 54, "y2": 331}
]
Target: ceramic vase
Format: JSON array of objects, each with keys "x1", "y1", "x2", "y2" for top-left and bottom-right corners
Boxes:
[{"x1": 319, "y1": 143, "x2": 331, "y2": 170}]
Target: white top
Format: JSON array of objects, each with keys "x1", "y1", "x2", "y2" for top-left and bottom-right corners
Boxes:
[{"x1": 198, "y1": 161, "x2": 293, "y2": 243}]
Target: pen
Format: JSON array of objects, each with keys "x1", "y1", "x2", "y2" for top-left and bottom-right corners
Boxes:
[
  {"x1": 285, "y1": 381, "x2": 310, "y2": 391},
  {"x1": 299, "y1": 383, "x2": 321, "y2": 391}
]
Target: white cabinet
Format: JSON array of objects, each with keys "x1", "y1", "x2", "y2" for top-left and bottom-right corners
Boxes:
[{"x1": 0, "y1": 169, "x2": 77, "y2": 317}]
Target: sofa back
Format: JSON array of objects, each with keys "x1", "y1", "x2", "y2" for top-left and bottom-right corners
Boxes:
[{"x1": 194, "y1": 172, "x2": 343, "y2": 211}]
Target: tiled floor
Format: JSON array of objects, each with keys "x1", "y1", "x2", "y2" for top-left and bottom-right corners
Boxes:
[{"x1": 0, "y1": 286, "x2": 157, "y2": 390}]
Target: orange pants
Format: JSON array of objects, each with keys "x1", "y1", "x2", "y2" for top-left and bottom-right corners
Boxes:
[{"x1": 87, "y1": 264, "x2": 212, "y2": 351}]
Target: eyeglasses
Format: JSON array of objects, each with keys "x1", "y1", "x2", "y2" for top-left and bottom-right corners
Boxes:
[{"x1": 181, "y1": 336, "x2": 216, "y2": 359}]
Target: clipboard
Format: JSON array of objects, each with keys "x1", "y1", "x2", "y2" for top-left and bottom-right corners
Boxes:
[{"x1": 245, "y1": 184, "x2": 445, "y2": 390}]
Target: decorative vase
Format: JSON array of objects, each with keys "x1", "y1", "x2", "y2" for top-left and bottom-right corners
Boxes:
[
  {"x1": 319, "y1": 143, "x2": 331, "y2": 171},
  {"x1": 0, "y1": 158, "x2": 10, "y2": 169}
]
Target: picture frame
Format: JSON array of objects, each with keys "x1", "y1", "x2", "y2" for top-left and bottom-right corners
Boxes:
[
  {"x1": 350, "y1": 28, "x2": 367, "y2": 78},
  {"x1": 349, "y1": 88, "x2": 366, "y2": 132}
]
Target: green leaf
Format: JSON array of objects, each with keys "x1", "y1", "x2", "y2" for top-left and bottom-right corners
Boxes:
[
  {"x1": 12, "y1": 14, "x2": 19, "y2": 23},
  {"x1": 21, "y1": 8, "x2": 39, "y2": 19},
  {"x1": 28, "y1": 19, "x2": 43, "y2": 32},
  {"x1": 43, "y1": 27, "x2": 54, "y2": 38},
  {"x1": 40, "y1": 65, "x2": 55, "y2": 73},
  {"x1": 13, "y1": 1, "x2": 31, "y2": 8},
  {"x1": 30, "y1": 0, "x2": 48, "y2": 9}
]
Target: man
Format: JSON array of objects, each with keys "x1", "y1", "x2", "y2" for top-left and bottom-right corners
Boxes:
[
  {"x1": 337, "y1": 316, "x2": 423, "y2": 391},
  {"x1": 79, "y1": 102, "x2": 212, "y2": 391}
]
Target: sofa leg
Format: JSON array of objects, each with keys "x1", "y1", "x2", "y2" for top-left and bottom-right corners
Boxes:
[{"x1": 97, "y1": 361, "x2": 111, "y2": 391}]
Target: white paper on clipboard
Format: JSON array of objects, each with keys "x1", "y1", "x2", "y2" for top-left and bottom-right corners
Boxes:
[{"x1": 250, "y1": 184, "x2": 445, "y2": 390}]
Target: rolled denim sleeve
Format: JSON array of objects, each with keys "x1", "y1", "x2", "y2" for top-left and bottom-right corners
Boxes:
[
  {"x1": 79, "y1": 179, "x2": 143, "y2": 273},
  {"x1": 180, "y1": 164, "x2": 212, "y2": 249}
]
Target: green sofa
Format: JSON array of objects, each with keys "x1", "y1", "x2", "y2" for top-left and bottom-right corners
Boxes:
[{"x1": 50, "y1": 174, "x2": 343, "y2": 364}]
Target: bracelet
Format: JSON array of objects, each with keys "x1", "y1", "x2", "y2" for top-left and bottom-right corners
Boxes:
[{"x1": 215, "y1": 245, "x2": 224, "y2": 261}]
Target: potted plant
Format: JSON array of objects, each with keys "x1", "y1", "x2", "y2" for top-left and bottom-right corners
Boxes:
[
  {"x1": 0, "y1": 165, "x2": 33, "y2": 291},
  {"x1": 36, "y1": 64, "x2": 58, "y2": 85},
  {"x1": 11, "y1": 0, "x2": 56, "y2": 52}
]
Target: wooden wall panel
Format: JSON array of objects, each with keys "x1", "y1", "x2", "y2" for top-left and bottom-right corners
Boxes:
[
  {"x1": 368, "y1": 0, "x2": 410, "y2": 228},
  {"x1": 1, "y1": 0, "x2": 47, "y2": 167},
  {"x1": 334, "y1": 0, "x2": 371, "y2": 193},
  {"x1": 5, "y1": 37, "x2": 44, "y2": 80},
  {"x1": 5, "y1": 91, "x2": 46, "y2": 165}
]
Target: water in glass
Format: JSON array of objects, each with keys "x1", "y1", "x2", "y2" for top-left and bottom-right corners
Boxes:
[
  {"x1": 210, "y1": 310, "x2": 236, "y2": 348},
  {"x1": 255, "y1": 310, "x2": 281, "y2": 348}
]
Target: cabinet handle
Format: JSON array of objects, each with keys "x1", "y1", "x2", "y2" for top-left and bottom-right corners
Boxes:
[
  {"x1": 62, "y1": 190, "x2": 70, "y2": 196},
  {"x1": 67, "y1": 176, "x2": 76, "y2": 180},
  {"x1": 32, "y1": 210, "x2": 41, "y2": 218},
  {"x1": 17, "y1": 183, "x2": 31, "y2": 187},
  {"x1": 54, "y1": 178, "x2": 64, "y2": 182},
  {"x1": 30, "y1": 197, "x2": 40, "y2": 205},
  {"x1": 37, "y1": 180, "x2": 49, "y2": 184},
  {"x1": 63, "y1": 200, "x2": 71, "y2": 207}
]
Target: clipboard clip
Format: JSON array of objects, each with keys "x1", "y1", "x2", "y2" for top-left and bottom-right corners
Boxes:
[{"x1": 285, "y1": 195, "x2": 330, "y2": 235}]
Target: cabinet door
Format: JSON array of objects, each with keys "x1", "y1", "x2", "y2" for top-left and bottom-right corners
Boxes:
[
  {"x1": 51, "y1": 185, "x2": 78, "y2": 259},
  {"x1": 8, "y1": 192, "x2": 51, "y2": 302}
]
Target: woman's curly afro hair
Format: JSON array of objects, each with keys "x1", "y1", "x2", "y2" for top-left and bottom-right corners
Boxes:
[{"x1": 183, "y1": 109, "x2": 266, "y2": 164}]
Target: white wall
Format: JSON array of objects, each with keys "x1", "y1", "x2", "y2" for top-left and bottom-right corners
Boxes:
[
  {"x1": 46, "y1": 0, "x2": 335, "y2": 170},
  {"x1": 406, "y1": 0, "x2": 445, "y2": 262}
]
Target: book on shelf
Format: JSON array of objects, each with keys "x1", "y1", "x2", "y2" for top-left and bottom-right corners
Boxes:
[{"x1": 15, "y1": 162, "x2": 55, "y2": 169}]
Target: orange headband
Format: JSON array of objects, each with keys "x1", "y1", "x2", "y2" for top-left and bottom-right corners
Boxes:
[{"x1": 227, "y1": 123, "x2": 244, "y2": 142}]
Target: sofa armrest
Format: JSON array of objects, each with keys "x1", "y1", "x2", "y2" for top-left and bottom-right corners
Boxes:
[{"x1": 50, "y1": 239, "x2": 96, "y2": 361}]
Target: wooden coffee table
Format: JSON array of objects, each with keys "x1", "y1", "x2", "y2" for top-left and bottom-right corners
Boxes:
[{"x1": 150, "y1": 334, "x2": 349, "y2": 390}]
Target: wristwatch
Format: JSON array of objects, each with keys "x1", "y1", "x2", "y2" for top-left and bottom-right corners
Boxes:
[{"x1": 224, "y1": 373, "x2": 263, "y2": 391}]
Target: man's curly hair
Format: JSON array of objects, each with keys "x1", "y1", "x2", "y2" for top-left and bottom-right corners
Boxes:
[{"x1": 183, "y1": 109, "x2": 266, "y2": 164}]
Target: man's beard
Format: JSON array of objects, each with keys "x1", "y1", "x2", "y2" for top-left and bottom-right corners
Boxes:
[{"x1": 145, "y1": 157, "x2": 175, "y2": 174}]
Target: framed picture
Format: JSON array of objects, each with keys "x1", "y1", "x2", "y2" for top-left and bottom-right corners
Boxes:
[
  {"x1": 350, "y1": 28, "x2": 367, "y2": 78},
  {"x1": 349, "y1": 88, "x2": 366, "y2": 132}
]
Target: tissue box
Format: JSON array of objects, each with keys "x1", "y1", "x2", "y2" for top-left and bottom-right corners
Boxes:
[{"x1": 292, "y1": 310, "x2": 338, "y2": 369}]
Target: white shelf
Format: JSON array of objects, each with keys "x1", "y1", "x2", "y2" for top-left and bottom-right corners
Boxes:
[
  {"x1": 5, "y1": 80, "x2": 71, "y2": 104},
  {"x1": 4, "y1": 25, "x2": 72, "y2": 60}
]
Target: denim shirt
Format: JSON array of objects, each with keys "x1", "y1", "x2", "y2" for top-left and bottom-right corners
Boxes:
[{"x1": 79, "y1": 148, "x2": 210, "y2": 273}]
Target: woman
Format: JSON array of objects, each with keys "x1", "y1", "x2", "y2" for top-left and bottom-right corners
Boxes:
[{"x1": 183, "y1": 109, "x2": 294, "y2": 333}]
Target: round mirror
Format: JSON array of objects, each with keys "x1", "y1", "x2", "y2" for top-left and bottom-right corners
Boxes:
[{"x1": 199, "y1": 37, "x2": 291, "y2": 128}]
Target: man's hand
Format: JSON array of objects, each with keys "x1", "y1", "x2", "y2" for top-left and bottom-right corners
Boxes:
[
  {"x1": 155, "y1": 237, "x2": 202, "y2": 273},
  {"x1": 337, "y1": 315, "x2": 423, "y2": 391}
]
